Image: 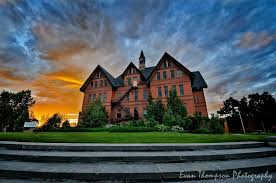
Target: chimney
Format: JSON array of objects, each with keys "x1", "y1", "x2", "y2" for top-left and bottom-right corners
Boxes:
[{"x1": 139, "y1": 50, "x2": 146, "y2": 70}]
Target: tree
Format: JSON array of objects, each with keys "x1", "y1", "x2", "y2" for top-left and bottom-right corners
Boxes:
[
  {"x1": 248, "y1": 92, "x2": 276, "y2": 132},
  {"x1": 144, "y1": 98, "x2": 165, "y2": 123},
  {"x1": 217, "y1": 97, "x2": 240, "y2": 116},
  {"x1": 39, "y1": 113, "x2": 63, "y2": 131},
  {"x1": 217, "y1": 92, "x2": 276, "y2": 132},
  {"x1": 62, "y1": 120, "x2": 71, "y2": 128},
  {"x1": 0, "y1": 90, "x2": 35, "y2": 131},
  {"x1": 167, "y1": 89, "x2": 187, "y2": 117},
  {"x1": 80, "y1": 99, "x2": 108, "y2": 128}
]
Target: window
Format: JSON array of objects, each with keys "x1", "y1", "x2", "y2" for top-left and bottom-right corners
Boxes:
[
  {"x1": 156, "y1": 72, "x2": 161, "y2": 80},
  {"x1": 117, "y1": 113, "x2": 121, "y2": 118},
  {"x1": 164, "y1": 86, "x2": 168, "y2": 97},
  {"x1": 93, "y1": 94, "x2": 96, "y2": 101},
  {"x1": 179, "y1": 84, "x2": 184, "y2": 96},
  {"x1": 157, "y1": 87, "x2": 162, "y2": 97},
  {"x1": 100, "y1": 80, "x2": 103, "y2": 87},
  {"x1": 94, "y1": 81, "x2": 98, "y2": 88},
  {"x1": 170, "y1": 70, "x2": 175, "y2": 78},
  {"x1": 134, "y1": 89, "x2": 138, "y2": 101},
  {"x1": 104, "y1": 79, "x2": 108, "y2": 87},
  {"x1": 143, "y1": 90, "x2": 148, "y2": 100},
  {"x1": 163, "y1": 60, "x2": 170, "y2": 68},
  {"x1": 172, "y1": 85, "x2": 177, "y2": 93},
  {"x1": 134, "y1": 107, "x2": 139, "y2": 119},
  {"x1": 126, "y1": 93, "x2": 130, "y2": 101},
  {"x1": 128, "y1": 78, "x2": 131, "y2": 86},
  {"x1": 90, "y1": 82, "x2": 93, "y2": 87},
  {"x1": 103, "y1": 93, "x2": 107, "y2": 102},
  {"x1": 194, "y1": 96, "x2": 200, "y2": 104},
  {"x1": 177, "y1": 70, "x2": 183, "y2": 77},
  {"x1": 98, "y1": 93, "x2": 102, "y2": 101},
  {"x1": 89, "y1": 94, "x2": 91, "y2": 102},
  {"x1": 163, "y1": 71, "x2": 167, "y2": 79}
]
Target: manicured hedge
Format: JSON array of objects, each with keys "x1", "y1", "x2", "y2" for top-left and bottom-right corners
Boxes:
[
  {"x1": 48, "y1": 128, "x2": 107, "y2": 132},
  {"x1": 108, "y1": 126, "x2": 154, "y2": 132}
]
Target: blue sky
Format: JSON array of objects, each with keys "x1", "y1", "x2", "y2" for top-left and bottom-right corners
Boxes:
[{"x1": 0, "y1": 0, "x2": 276, "y2": 116}]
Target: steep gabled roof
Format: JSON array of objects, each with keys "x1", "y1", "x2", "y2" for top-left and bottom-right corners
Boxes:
[
  {"x1": 147, "y1": 52, "x2": 192, "y2": 82},
  {"x1": 120, "y1": 62, "x2": 146, "y2": 81},
  {"x1": 191, "y1": 71, "x2": 208, "y2": 89},
  {"x1": 80, "y1": 65, "x2": 119, "y2": 92},
  {"x1": 80, "y1": 52, "x2": 208, "y2": 92}
]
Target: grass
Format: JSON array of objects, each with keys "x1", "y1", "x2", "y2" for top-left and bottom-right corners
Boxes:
[{"x1": 0, "y1": 132, "x2": 272, "y2": 143}]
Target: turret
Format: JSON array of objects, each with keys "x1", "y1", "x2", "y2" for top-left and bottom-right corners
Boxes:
[{"x1": 139, "y1": 50, "x2": 146, "y2": 70}]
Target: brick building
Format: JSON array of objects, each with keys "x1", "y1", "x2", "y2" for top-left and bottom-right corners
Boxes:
[{"x1": 80, "y1": 51, "x2": 208, "y2": 122}]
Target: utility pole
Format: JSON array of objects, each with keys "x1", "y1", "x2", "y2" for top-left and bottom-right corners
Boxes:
[{"x1": 235, "y1": 107, "x2": 246, "y2": 134}]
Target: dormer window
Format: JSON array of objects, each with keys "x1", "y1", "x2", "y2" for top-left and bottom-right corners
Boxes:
[{"x1": 163, "y1": 60, "x2": 170, "y2": 68}]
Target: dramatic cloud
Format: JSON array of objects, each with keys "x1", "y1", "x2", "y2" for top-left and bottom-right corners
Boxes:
[{"x1": 0, "y1": 0, "x2": 276, "y2": 118}]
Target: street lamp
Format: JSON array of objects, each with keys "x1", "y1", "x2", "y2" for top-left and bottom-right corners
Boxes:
[{"x1": 234, "y1": 107, "x2": 246, "y2": 134}]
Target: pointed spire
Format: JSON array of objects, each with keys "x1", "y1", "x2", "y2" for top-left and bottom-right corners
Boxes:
[
  {"x1": 139, "y1": 50, "x2": 146, "y2": 70},
  {"x1": 139, "y1": 50, "x2": 145, "y2": 59}
]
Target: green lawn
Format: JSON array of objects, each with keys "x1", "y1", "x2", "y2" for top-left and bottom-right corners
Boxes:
[{"x1": 0, "y1": 132, "x2": 272, "y2": 143}]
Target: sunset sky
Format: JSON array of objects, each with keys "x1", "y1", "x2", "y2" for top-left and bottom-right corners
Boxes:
[{"x1": 0, "y1": 0, "x2": 276, "y2": 120}]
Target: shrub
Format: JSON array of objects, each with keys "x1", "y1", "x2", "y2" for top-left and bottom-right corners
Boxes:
[
  {"x1": 144, "y1": 98, "x2": 165, "y2": 122},
  {"x1": 154, "y1": 124, "x2": 170, "y2": 132},
  {"x1": 176, "y1": 116, "x2": 192, "y2": 130},
  {"x1": 108, "y1": 126, "x2": 154, "y2": 132},
  {"x1": 171, "y1": 125, "x2": 184, "y2": 132},
  {"x1": 49, "y1": 128, "x2": 107, "y2": 132},
  {"x1": 162, "y1": 112, "x2": 177, "y2": 127},
  {"x1": 128, "y1": 119, "x2": 145, "y2": 127},
  {"x1": 80, "y1": 100, "x2": 108, "y2": 128},
  {"x1": 208, "y1": 115, "x2": 224, "y2": 134},
  {"x1": 192, "y1": 128, "x2": 210, "y2": 134},
  {"x1": 145, "y1": 117, "x2": 158, "y2": 128}
]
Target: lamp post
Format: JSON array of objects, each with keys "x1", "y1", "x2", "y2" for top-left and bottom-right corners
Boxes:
[{"x1": 234, "y1": 107, "x2": 246, "y2": 134}]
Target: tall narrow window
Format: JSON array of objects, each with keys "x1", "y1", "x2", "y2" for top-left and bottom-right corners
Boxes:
[
  {"x1": 104, "y1": 79, "x2": 108, "y2": 87},
  {"x1": 128, "y1": 78, "x2": 131, "y2": 86},
  {"x1": 179, "y1": 84, "x2": 184, "y2": 96},
  {"x1": 90, "y1": 82, "x2": 93, "y2": 87},
  {"x1": 94, "y1": 81, "x2": 98, "y2": 88},
  {"x1": 170, "y1": 70, "x2": 175, "y2": 78},
  {"x1": 157, "y1": 87, "x2": 162, "y2": 97},
  {"x1": 126, "y1": 93, "x2": 130, "y2": 101},
  {"x1": 103, "y1": 93, "x2": 107, "y2": 102},
  {"x1": 134, "y1": 107, "x2": 139, "y2": 119},
  {"x1": 93, "y1": 94, "x2": 96, "y2": 101},
  {"x1": 143, "y1": 90, "x2": 148, "y2": 100},
  {"x1": 100, "y1": 80, "x2": 103, "y2": 87},
  {"x1": 89, "y1": 94, "x2": 92, "y2": 102},
  {"x1": 164, "y1": 86, "x2": 168, "y2": 97},
  {"x1": 163, "y1": 71, "x2": 167, "y2": 79},
  {"x1": 134, "y1": 89, "x2": 138, "y2": 101},
  {"x1": 156, "y1": 72, "x2": 161, "y2": 80}
]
